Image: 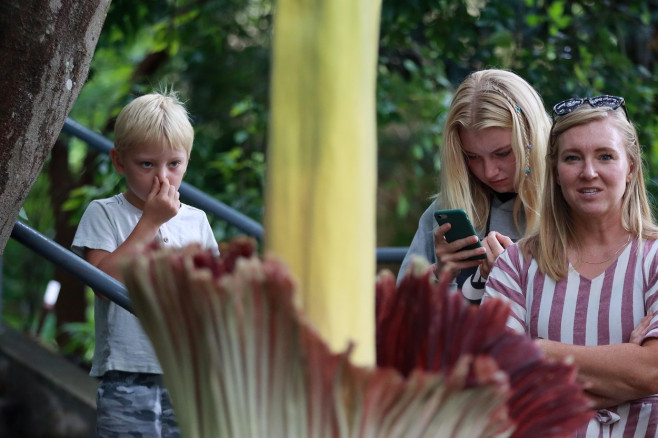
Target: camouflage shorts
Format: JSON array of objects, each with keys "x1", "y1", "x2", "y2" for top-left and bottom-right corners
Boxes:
[{"x1": 96, "y1": 371, "x2": 180, "y2": 438}]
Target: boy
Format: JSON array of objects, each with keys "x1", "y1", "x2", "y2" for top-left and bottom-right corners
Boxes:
[{"x1": 72, "y1": 90, "x2": 219, "y2": 437}]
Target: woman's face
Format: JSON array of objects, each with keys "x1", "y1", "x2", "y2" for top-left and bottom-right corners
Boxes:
[
  {"x1": 555, "y1": 118, "x2": 632, "y2": 221},
  {"x1": 459, "y1": 127, "x2": 517, "y2": 193}
]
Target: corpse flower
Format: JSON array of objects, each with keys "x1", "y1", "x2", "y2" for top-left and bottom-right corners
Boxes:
[
  {"x1": 123, "y1": 239, "x2": 593, "y2": 438},
  {"x1": 376, "y1": 259, "x2": 595, "y2": 437},
  {"x1": 122, "y1": 0, "x2": 593, "y2": 433}
]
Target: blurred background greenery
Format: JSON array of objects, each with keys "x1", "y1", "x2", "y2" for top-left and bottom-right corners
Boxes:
[{"x1": 6, "y1": 0, "x2": 658, "y2": 367}]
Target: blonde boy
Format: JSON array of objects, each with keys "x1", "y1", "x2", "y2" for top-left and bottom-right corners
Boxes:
[{"x1": 72, "y1": 91, "x2": 219, "y2": 437}]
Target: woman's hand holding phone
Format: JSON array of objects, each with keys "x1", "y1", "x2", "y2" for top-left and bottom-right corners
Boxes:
[
  {"x1": 432, "y1": 209, "x2": 516, "y2": 281},
  {"x1": 432, "y1": 221, "x2": 485, "y2": 279}
]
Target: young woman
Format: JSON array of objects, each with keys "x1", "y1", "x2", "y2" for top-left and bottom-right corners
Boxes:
[{"x1": 398, "y1": 69, "x2": 550, "y2": 303}]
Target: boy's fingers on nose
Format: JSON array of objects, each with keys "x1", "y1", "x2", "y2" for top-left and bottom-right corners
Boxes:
[{"x1": 149, "y1": 179, "x2": 160, "y2": 196}]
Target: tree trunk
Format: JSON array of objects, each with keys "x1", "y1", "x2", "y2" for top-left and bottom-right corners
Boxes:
[{"x1": 0, "y1": 0, "x2": 111, "y2": 255}]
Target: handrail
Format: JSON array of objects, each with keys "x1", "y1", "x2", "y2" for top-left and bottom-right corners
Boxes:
[
  {"x1": 61, "y1": 117, "x2": 408, "y2": 264},
  {"x1": 10, "y1": 220, "x2": 409, "y2": 316},
  {"x1": 61, "y1": 118, "x2": 114, "y2": 154},
  {"x1": 11, "y1": 220, "x2": 132, "y2": 312},
  {"x1": 375, "y1": 247, "x2": 408, "y2": 264},
  {"x1": 177, "y1": 183, "x2": 264, "y2": 240}
]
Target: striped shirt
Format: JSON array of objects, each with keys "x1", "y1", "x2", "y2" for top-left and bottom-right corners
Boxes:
[{"x1": 484, "y1": 239, "x2": 658, "y2": 437}]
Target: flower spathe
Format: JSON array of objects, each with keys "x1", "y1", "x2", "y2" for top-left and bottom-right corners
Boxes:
[
  {"x1": 125, "y1": 240, "x2": 517, "y2": 438},
  {"x1": 376, "y1": 257, "x2": 594, "y2": 437},
  {"x1": 124, "y1": 241, "x2": 594, "y2": 438}
]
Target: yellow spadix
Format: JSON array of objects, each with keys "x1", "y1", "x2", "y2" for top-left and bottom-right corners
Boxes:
[{"x1": 265, "y1": 0, "x2": 382, "y2": 365}]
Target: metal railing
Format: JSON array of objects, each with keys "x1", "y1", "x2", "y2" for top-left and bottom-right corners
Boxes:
[
  {"x1": 3, "y1": 119, "x2": 409, "y2": 318},
  {"x1": 61, "y1": 118, "x2": 408, "y2": 264},
  {"x1": 11, "y1": 221, "x2": 132, "y2": 312},
  {"x1": 10, "y1": 217, "x2": 408, "y2": 317}
]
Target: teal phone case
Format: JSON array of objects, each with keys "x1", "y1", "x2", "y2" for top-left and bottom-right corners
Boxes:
[{"x1": 434, "y1": 209, "x2": 486, "y2": 261}]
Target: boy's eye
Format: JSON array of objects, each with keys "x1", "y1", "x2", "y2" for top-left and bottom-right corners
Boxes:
[
  {"x1": 169, "y1": 161, "x2": 181, "y2": 168},
  {"x1": 140, "y1": 162, "x2": 153, "y2": 168},
  {"x1": 601, "y1": 153, "x2": 613, "y2": 161}
]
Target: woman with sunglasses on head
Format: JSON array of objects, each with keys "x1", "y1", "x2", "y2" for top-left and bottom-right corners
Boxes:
[
  {"x1": 397, "y1": 69, "x2": 550, "y2": 303},
  {"x1": 484, "y1": 96, "x2": 658, "y2": 436}
]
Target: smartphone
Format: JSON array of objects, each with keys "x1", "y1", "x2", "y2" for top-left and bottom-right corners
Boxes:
[{"x1": 434, "y1": 209, "x2": 486, "y2": 261}]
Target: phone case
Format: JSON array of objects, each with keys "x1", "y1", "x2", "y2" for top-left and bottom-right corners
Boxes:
[{"x1": 434, "y1": 209, "x2": 486, "y2": 261}]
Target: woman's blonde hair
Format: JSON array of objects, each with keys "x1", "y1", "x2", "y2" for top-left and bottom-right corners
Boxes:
[
  {"x1": 439, "y1": 69, "x2": 550, "y2": 235},
  {"x1": 113, "y1": 89, "x2": 194, "y2": 157},
  {"x1": 522, "y1": 104, "x2": 658, "y2": 280}
]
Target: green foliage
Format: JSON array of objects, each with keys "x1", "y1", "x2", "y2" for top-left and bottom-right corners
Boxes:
[
  {"x1": 8, "y1": 0, "x2": 658, "y2": 367},
  {"x1": 3, "y1": 172, "x2": 55, "y2": 332},
  {"x1": 376, "y1": 0, "x2": 658, "y2": 242},
  {"x1": 4, "y1": 0, "x2": 274, "y2": 365},
  {"x1": 59, "y1": 289, "x2": 96, "y2": 364}
]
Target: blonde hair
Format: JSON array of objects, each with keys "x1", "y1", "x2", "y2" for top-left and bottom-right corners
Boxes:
[
  {"x1": 439, "y1": 69, "x2": 550, "y2": 235},
  {"x1": 113, "y1": 89, "x2": 194, "y2": 157},
  {"x1": 522, "y1": 104, "x2": 658, "y2": 280}
]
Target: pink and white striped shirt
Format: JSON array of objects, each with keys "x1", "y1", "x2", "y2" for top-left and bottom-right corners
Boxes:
[{"x1": 484, "y1": 239, "x2": 658, "y2": 437}]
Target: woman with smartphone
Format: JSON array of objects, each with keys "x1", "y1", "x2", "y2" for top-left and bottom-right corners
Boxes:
[
  {"x1": 483, "y1": 95, "x2": 658, "y2": 435},
  {"x1": 397, "y1": 69, "x2": 550, "y2": 303}
]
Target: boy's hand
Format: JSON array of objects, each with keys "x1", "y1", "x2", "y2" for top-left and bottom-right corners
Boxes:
[{"x1": 143, "y1": 176, "x2": 181, "y2": 225}]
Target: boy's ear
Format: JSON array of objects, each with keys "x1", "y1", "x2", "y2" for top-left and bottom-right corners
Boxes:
[{"x1": 110, "y1": 149, "x2": 125, "y2": 174}]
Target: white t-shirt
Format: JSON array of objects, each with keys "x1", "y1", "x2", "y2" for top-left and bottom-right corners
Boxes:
[{"x1": 72, "y1": 193, "x2": 219, "y2": 377}]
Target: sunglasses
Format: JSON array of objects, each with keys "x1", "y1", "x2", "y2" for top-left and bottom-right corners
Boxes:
[{"x1": 552, "y1": 95, "x2": 629, "y2": 120}]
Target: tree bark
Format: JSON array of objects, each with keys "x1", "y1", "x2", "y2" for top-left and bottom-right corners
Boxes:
[{"x1": 0, "y1": 0, "x2": 111, "y2": 255}]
